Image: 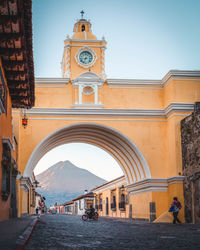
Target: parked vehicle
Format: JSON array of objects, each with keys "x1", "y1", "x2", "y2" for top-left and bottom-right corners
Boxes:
[{"x1": 82, "y1": 209, "x2": 98, "y2": 221}]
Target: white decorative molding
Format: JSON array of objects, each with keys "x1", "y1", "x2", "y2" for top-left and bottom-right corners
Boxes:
[
  {"x1": 71, "y1": 72, "x2": 105, "y2": 106},
  {"x1": 71, "y1": 103, "x2": 104, "y2": 108},
  {"x1": 14, "y1": 103, "x2": 194, "y2": 118},
  {"x1": 126, "y1": 176, "x2": 185, "y2": 195},
  {"x1": 64, "y1": 39, "x2": 106, "y2": 43},
  {"x1": 20, "y1": 177, "x2": 32, "y2": 192},
  {"x1": 107, "y1": 70, "x2": 200, "y2": 87},
  {"x1": 75, "y1": 47, "x2": 97, "y2": 69},
  {"x1": 34, "y1": 70, "x2": 200, "y2": 88},
  {"x1": 65, "y1": 44, "x2": 106, "y2": 48},
  {"x1": 162, "y1": 70, "x2": 200, "y2": 86},
  {"x1": 92, "y1": 176, "x2": 126, "y2": 193},
  {"x1": 35, "y1": 78, "x2": 70, "y2": 85}
]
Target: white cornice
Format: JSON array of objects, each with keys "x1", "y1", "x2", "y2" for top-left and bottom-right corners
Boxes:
[
  {"x1": 34, "y1": 70, "x2": 200, "y2": 88},
  {"x1": 162, "y1": 70, "x2": 200, "y2": 85},
  {"x1": 64, "y1": 39, "x2": 106, "y2": 43},
  {"x1": 126, "y1": 176, "x2": 185, "y2": 195},
  {"x1": 64, "y1": 44, "x2": 106, "y2": 48},
  {"x1": 92, "y1": 176, "x2": 126, "y2": 193},
  {"x1": 72, "y1": 104, "x2": 104, "y2": 108},
  {"x1": 13, "y1": 103, "x2": 194, "y2": 118},
  {"x1": 35, "y1": 78, "x2": 70, "y2": 85},
  {"x1": 20, "y1": 177, "x2": 32, "y2": 191},
  {"x1": 107, "y1": 79, "x2": 162, "y2": 87}
]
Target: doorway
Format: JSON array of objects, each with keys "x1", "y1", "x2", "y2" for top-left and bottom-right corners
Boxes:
[{"x1": 106, "y1": 197, "x2": 109, "y2": 215}]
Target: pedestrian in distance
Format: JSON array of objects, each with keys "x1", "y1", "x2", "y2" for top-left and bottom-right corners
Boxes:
[
  {"x1": 35, "y1": 207, "x2": 39, "y2": 215},
  {"x1": 169, "y1": 197, "x2": 182, "y2": 224}
]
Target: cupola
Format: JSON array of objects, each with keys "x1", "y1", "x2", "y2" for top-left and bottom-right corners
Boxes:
[{"x1": 72, "y1": 11, "x2": 97, "y2": 40}]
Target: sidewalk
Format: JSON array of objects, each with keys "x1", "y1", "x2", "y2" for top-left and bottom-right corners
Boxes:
[{"x1": 0, "y1": 215, "x2": 39, "y2": 250}]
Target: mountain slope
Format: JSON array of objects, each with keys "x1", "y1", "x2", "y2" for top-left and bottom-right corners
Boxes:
[{"x1": 36, "y1": 160, "x2": 106, "y2": 207}]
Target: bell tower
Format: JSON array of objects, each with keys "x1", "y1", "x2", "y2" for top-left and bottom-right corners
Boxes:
[{"x1": 61, "y1": 11, "x2": 106, "y2": 80}]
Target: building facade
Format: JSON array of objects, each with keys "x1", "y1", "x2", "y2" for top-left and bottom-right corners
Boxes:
[
  {"x1": 72, "y1": 192, "x2": 95, "y2": 216},
  {"x1": 0, "y1": 0, "x2": 35, "y2": 221},
  {"x1": 92, "y1": 176, "x2": 130, "y2": 219},
  {"x1": 11, "y1": 15, "x2": 200, "y2": 221}
]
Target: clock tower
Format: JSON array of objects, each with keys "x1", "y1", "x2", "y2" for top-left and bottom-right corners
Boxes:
[{"x1": 61, "y1": 13, "x2": 106, "y2": 80}]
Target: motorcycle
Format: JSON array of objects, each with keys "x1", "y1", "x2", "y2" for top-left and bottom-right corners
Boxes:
[{"x1": 82, "y1": 209, "x2": 98, "y2": 221}]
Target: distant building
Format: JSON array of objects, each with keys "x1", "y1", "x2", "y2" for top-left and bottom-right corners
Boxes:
[
  {"x1": 63, "y1": 201, "x2": 74, "y2": 215},
  {"x1": 72, "y1": 192, "x2": 95, "y2": 215}
]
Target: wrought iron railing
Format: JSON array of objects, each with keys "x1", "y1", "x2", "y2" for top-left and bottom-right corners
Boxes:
[
  {"x1": 111, "y1": 203, "x2": 116, "y2": 210},
  {"x1": 119, "y1": 201, "x2": 126, "y2": 210},
  {"x1": 0, "y1": 68, "x2": 7, "y2": 114}
]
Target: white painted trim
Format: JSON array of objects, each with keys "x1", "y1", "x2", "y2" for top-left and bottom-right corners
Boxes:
[
  {"x1": 14, "y1": 103, "x2": 193, "y2": 118},
  {"x1": 126, "y1": 176, "x2": 185, "y2": 195},
  {"x1": 162, "y1": 70, "x2": 200, "y2": 86},
  {"x1": 34, "y1": 70, "x2": 200, "y2": 88},
  {"x1": 65, "y1": 44, "x2": 106, "y2": 48},
  {"x1": 92, "y1": 177, "x2": 126, "y2": 193},
  {"x1": 20, "y1": 177, "x2": 32, "y2": 191},
  {"x1": 35, "y1": 78, "x2": 70, "y2": 84},
  {"x1": 71, "y1": 104, "x2": 104, "y2": 108},
  {"x1": 64, "y1": 39, "x2": 106, "y2": 43},
  {"x1": 75, "y1": 47, "x2": 97, "y2": 69}
]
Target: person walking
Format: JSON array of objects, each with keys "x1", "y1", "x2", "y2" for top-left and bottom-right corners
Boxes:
[{"x1": 170, "y1": 197, "x2": 182, "y2": 224}]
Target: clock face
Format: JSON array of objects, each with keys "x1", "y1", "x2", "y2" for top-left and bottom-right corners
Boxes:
[{"x1": 79, "y1": 51, "x2": 93, "y2": 65}]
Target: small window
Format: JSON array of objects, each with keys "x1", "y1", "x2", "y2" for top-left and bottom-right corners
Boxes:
[
  {"x1": 1, "y1": 142, "x2": 11, "y2": 200},
  {"x1": 81, "y1": 25, "x2": 85, "y2": 32}
]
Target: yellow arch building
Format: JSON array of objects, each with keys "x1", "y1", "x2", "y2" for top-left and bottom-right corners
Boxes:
[{"x1": 13, "y1": 17, "x2": 200, "y2": 221}]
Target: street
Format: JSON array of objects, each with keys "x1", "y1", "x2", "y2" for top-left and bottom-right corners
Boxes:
[{"x1": 25, "y1": 214, "x2": 200, "y2": 249}]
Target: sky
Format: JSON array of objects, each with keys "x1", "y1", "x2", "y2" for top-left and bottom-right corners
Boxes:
[
  {"x1": 32, "y1": 0, "x2": 200, "y2": 180},
  {"x1": 33, "y1": 0, "x2": 200, "y2": 79}
]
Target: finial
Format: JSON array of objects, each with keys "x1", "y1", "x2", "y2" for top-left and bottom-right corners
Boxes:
[{"x1": 80, "y1": 10, "x2": 84, "y2": 19}]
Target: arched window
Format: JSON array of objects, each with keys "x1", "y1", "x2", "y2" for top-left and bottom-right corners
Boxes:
[
  {"x1": 121, "y1": 194, "x2": 125, "y2": 202},
  {"x1": 113, "y1": 195, "x2": 116, "y2": 205},
  {"x1": 81, "y1": 25, "x2": 85, "y2": 32}
]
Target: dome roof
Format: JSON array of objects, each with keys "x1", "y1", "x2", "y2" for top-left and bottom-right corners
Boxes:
[{"x1": 72, "y1": 19, "x2": 97, "y2": 40}]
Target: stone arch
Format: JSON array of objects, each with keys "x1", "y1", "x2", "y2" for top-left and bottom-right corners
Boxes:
[{"x1": 24, "y1": 123, "x2": 151, "y2": 184}]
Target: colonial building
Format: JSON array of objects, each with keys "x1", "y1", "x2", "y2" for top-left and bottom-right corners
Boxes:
[
  {"x1": 72, "y1": 192, "x2": 95, "y2": 216},
  {"x1": 92, "y1": 176, "x2": 130, "y2": 219},
  {"x1": 11, "y1": 13, "x2": 200, "y2": 222},
  {"x1": 0, "y1": 0, "x2": 35, "y2": 220}
]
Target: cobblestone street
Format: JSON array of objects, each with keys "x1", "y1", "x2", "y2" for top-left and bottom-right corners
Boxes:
[{"x1": 25, "y1": 214, "x2": 200, "y2": 249}]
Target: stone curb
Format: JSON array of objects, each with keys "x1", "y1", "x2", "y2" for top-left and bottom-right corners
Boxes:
[{"x1": 15, "y1": 216, "x2": 39, "y2": 250}]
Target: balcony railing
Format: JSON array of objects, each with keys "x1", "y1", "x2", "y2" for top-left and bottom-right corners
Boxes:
[
  {"x1": 0, "y1": 69, "x2": 7, "y2": 114},
  {"x1": 99, "y1": 204, "x2": 102, "y2": 211},
  {"x1": 111, "y1": 203, "x2": 116, "y2": 211},
  {"x1": 119, "y1": 201, "x2": 126, "y2": 211}
]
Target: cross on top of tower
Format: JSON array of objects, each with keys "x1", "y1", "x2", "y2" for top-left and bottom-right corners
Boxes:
[{"x1": 80, "y1": 10, "x2": 84, "y2": 19}]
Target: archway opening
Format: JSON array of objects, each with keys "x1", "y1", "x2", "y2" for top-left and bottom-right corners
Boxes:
[
  {"x1": 34, "y1": 142, "x2": 124, "y2": 207},
  {"x1": 24, "y1": 123, "x2": 151, "y2": 185},
  {"x1": 34, "y1": 142, "x2": 123, "y2": 181}
]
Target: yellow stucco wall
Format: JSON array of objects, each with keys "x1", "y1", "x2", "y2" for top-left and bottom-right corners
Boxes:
[
  {"x1": 11, "y1": 18, "x2": 200, "y2": 219},
  {"x1": 0, "y1": 60, "x2": 16, "y2": 221}
]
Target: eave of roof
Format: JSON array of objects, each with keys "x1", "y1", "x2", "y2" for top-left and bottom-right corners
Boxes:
[{"x1": 0, "y1": 0, "x2": 35, "y2": 108}]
